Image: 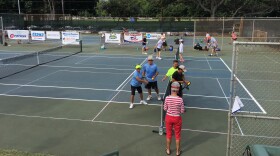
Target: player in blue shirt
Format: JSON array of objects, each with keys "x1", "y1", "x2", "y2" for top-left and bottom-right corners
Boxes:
[
  {"x1": 142, "y1": 55, "x2": 161, "y2": 101},
  {"x1": 130, "y1": 65, "x2": 148, "y2": 109}
]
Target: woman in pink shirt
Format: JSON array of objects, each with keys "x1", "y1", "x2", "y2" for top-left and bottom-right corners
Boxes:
[{"x1": 164, "y1": 82, "x2": 185, "y2": 156}]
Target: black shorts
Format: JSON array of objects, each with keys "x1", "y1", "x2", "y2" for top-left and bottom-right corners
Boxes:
[
  {"x1": 131, "y1": 85, "x2": 143, "y2": 95},
  {"x1": 157, "y1": 48, "x2": 161, "y2": 52},
  {"x1": 145, "y1": 81, "x2": 158, "y2": 89}
]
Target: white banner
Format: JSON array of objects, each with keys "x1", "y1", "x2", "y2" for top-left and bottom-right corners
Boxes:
[
  {"x1": 62, "y1": 31, "x2": 80, "y2": 45},
  {"x1": 7, "y1": 30, "x2": 29, "y2": 40},
  {"x1": 124, "y1": 32, "x2": 143, "y2": 43},
  {"x1": 31, "y1": 31, "x2": 45, "y2": 41},
  {"x1": 105, "y1": 33, "x2": 121, "y2": 44},
  {"x1": 146, "y1": 33, "x2": 161, "y2": 40},
  {"x1": 46, "y1": 31, "x2": 60, "y2": 39}
]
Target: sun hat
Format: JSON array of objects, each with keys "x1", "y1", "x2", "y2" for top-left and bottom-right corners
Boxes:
[
  {"x1": 179, "y1": 65, "x2": 187, "y2": 72},
  {"x1": 135, "y1": 64, "x2": 142, "y2": 69},
  {"x1": 171, "y1": 82, "x2": 180, "y2": 91},
  {"x1": 147, "y1": 55, "x2": 154, "y2": 61}
]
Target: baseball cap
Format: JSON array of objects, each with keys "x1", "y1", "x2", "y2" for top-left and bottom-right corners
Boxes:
[
  {"x1": 179, "y1": 65, "x2": 187, "y2": 72},
  {"x1": 171, "y1": 82, "x2": 180, "y2": 91},
  {"x1": 179, "y1": 39, "x2": 183, "y2": 42},
  {"x1": 135, "y1": 64, "x2": 142, "y2": 69},
  {"x1": 147, "y1": 55, "x2": 153, "y2": 61}
]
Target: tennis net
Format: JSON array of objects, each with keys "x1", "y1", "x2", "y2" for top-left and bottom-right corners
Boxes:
[{"x1": 0, "y1": 41, "x2": 82, "y2": 79}]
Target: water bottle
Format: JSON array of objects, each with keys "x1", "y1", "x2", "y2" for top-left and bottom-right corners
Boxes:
[{"x1": 159, "y1": 127, "x2": 163, "y2": 135}]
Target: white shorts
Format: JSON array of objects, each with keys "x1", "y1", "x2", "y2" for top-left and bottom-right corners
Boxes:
[{"x1": 179, "y1": 51, "x2": 183, "y2": 54}]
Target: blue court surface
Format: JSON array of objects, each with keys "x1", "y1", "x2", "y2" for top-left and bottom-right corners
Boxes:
[{"x1": 0, "y1": 52, "x2": 265, "y2": 114}]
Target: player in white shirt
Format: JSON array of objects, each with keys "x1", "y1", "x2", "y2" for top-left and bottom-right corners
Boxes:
[
  {"x1": 208, "y1": 37, "x2": 218, "y2": 56},
  {"x1": 155, "y1": 38, "x2": 164, "y2": 60},
  {"x1": 179, "y1": 39, "x2": 184, "y2": 62}
]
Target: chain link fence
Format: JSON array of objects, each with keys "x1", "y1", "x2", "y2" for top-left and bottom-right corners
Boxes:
[{"x1": 227, "y1": 42, "x2": 280, "y2": 156}]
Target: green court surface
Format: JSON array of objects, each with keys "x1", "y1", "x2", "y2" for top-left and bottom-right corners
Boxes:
[
  {"x1": 0, "y1": 96, "x2": 227, "y2": 156},
  {"x1": 0, "y1": 34, "x2": 278, "y2": 156}
]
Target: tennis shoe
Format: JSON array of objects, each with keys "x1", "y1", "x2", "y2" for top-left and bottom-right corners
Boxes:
[
  {"x1": 146, "y1": 95, "x2": 153, "y2": 101},
  {"x1": 129, "y1": 103, "x2": 134, "y2": 109},
  {"x1": 140, "y1": 100, "x2": 148, "y2": 105},
  {"x1": 157, "y1": 95, "x2": 162, "y2": 101},
  {"x1": 158, "y1": 57, "x2": 162, "y2": 60}
]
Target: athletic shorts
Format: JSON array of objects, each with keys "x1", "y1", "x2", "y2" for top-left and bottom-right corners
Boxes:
[
  {"x1": 145, "y1": 81, "x2": 158, "y2": 89},
  {"x1": 157, "y1": 48, "x2": 161, "y2": 52},
  {"x1": 142, "y1": 45, "x2": 146, "y2": 48},
  {"x1": 131, "y1": 85, "x2": 143, "y2": 95}
]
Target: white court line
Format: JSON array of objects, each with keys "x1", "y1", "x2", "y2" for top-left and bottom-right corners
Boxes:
[
  {"x1": 3, "y1": 71, "x2": 60, "y2": 94},
  {"x1": 42, "y1": 64, "x2": 134, "y2": 71},
  {"x1": 219, "y1": 58, "x2": 267, "y2": 114},
  {"x1": 58, "y1": 69, "x2": 131, "y2": 75},
  {"x1": 264, "y1": 55, "x2": 279, "y2": 64},
  {"x1": 74, "y1": 54, "x2": 96, "y2": 64},
  {"x1": 0, "y1": 82, "x2": 231, "y2": 100},
  {"x1": 204, "y1": 54, "x2": 212, "y2": 70},
  {"x1": 0, "y1": 112, "x2": 227, "y2": 134},
  {"x1": 91, "y1": 58, "x2": 147, "y2": 121},
  {"x1": 216, "y1": 78, "x2": 244, "y2": 135},
  {"x1": 0, "y1": 94, "x2": 229, "y2": 112}
]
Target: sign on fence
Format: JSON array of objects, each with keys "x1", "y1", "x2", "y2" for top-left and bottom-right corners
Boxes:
[
  {"x1": 105, "y1": 33, "x2": 122, "y2": 44},
  {"x1": 146, "y1": 33, "x2": 161, "y2": 40},
  {"x1": 62, "y1": 31, "x2": 80, "y2": 45},
  {"x1": 124, "y1": 32, "x2": 143, "y2": 43},
  {"x1": 46, "y1": 31, "x2": 61, "y2": 39},
  {"x1": 7, "y1": 30, "x2": 29, "y2": 40},
  {"x1": 31, "y1": 31, "x2": 45, "y2": 41}
]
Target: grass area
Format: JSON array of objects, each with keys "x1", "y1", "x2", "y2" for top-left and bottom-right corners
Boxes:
[{"x1": 0, "y1": 149, "x2": 53, "y2": 156}]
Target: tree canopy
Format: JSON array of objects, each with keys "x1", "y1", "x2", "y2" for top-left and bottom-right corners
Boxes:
[{"x1": 0, "y1": 0, "x2": 279, "y2": 17}]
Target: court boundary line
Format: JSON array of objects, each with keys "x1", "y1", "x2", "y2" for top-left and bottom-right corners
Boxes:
[
  {"x1": 42, "y1": 64, "x2": 134, "y2": 71},
  {"x1": 3, "y1": 70, "x2": 60, "y2": 94},
  {"x1": 58, "y1": 69, "x2": 132, "y2": 75},
  {"x1": 0, "y1": 112, "x2": 228, "y2": 135},
  {"x1": 1, "y1": 82, "x2": 265, "y2": 102},
  {"x1": 74, "y1": 54, "x2": 96, "y2": 64},
  {"x1": 264, "y1": 55, "x2": 279, "y2": 64},
  {"x1": 0, "y1": 82, "x2": 233, "y2": 100},
  {"x1": 216, "y1": 78, "x2": 244, "y2": 135},
  {"x1": 91, "y1": 58, "x2": 147, "y2": 121},
  {"x1": 204, "y1": 54, "x2": 212, "y2": 70},
  {"x1": 219, "y1": 58, "x2": 267, "y2": 114},
  {"x1": 0, "y1": 94, "x2": 229, "y2": 112}
]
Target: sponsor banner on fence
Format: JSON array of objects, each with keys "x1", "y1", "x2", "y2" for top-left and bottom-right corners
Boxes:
[
  {"x1": 105, "y1": 33, "x2": 121, "y2": 44},
  {"x1": 146, "y1": 33, "x2": 161, "y2": 40},
  {"x1": 31, "y1": 31, "x2": 45, "y2": 41},
  {"x1": 62, "y1": 31, "x2": 80, "y2": 45},
  {"x1": 46, "y1": 31, "x2": 60, "y2": 39},
  {"x1": 124, "y1": 32, "x2": 143, "y2": 43},
  {"x1": 7, "y1": 30, "x2": 29, "y2": 40}
]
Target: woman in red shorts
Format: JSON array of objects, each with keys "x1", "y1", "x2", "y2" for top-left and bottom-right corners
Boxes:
[{"x1": 164, "y1": 81, "x2": 185, "y2": 156}]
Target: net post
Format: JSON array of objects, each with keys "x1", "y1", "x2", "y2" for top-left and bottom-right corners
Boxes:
[
  {"x1": 0, "y1": 17, "x2": 4, "y2": 46},
  {"x1": 226, "y1": 41, "x2": 238, "y2": 156},
  {"x1": 221, "y1": 17, "x2": 224, "y2": 50},
  {"x1": 79, "y1": 40, "x2": 83, "y2": 52},
  {"x1": 193, "y1": 20, "x2": 196, "y2": 47}
]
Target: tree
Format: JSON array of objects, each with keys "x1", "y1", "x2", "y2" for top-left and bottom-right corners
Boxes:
[{"x1": 191, "y1": 0, "x2": 226, "y2": 17}]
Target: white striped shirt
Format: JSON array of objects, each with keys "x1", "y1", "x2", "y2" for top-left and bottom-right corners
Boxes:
[{"x1": 164, "y1": 95, "x2": 185, "y2": 116}]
